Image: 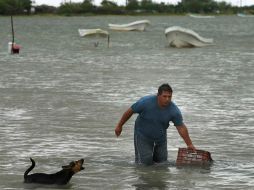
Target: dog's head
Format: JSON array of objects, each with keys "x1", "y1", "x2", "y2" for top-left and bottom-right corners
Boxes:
[{"x1": 62, "y1": 159, "x2": 85, "y2": 173}]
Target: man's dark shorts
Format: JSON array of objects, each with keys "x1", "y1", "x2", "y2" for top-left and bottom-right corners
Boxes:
[{"x1": 134, "y1": 132, "x2": 168, "y2": 165}]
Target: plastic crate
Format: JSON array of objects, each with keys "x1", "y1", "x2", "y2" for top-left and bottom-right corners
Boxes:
[{"x1": 176, "y1": 148, "x2": 213, "y2": 166}]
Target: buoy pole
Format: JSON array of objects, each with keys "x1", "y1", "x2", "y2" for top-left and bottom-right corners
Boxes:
[
  {"x1": 9, "y1": 15, "x2": 20, "y2": 54},
  {"x1": 11, "y1": 15, "x2": 15, "y2": 54},
  {"x1": 108, "y1": 35, "x2": 110, "y2": 48}
]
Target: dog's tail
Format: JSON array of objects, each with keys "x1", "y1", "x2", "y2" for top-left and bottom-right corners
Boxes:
[{"x1": 24, "y1": 158, "x2": 35, "y2": 179}]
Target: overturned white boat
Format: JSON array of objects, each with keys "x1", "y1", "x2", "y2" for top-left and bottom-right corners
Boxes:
[
  {"x1": 78, "y1": 29, "x2": 110, "y2": 47},
  {"x1": 165, "y1": 26, "x2": 213, "y2": 48},
  {"x1": 237, "y1": 13, "x2": 254, "y2": 17},
  {"x1": 188, "y1": 14, "x2": 215, "y2": 18},
  {"x1": 78, "y1": 28, "x2": 109, "y2": 37},
  {"x1": 108, "y1": 20, "x2": 150, "y2": 31}
]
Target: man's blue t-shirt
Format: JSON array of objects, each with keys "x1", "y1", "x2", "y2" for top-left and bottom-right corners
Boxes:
[{"x1": 131, "y1": 95, "x2": 183, "y2": 142}]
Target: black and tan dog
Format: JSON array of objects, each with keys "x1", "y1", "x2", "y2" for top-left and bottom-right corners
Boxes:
[{"x1": 24, "y1": 158, "x2": 84, "y2": 185}]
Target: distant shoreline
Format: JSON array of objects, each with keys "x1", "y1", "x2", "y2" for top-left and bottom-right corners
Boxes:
[{"x1": 0, "y1": 13, "x2": 241, "y2": 17}]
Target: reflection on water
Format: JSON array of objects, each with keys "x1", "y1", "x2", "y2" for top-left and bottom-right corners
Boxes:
[
  {"x1": 0, "y1": 15, "x2": 254, "y2": 189},
  {"x1": 133, "y1": 165, "x2": 171, "y2": 190}
]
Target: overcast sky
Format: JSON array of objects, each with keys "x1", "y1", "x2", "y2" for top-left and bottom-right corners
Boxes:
[{"x1": 33, "y1": 0, "x2": 254, "y2": 7}]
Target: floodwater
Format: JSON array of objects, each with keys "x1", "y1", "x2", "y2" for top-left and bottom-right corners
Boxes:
[{"x1": 0, "y1": 15, "x2": 253, "y2": 189}]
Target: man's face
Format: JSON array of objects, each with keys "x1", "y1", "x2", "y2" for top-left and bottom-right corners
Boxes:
[{"x1": 157, "y1": 91, "x2": 172, "y2": 107}]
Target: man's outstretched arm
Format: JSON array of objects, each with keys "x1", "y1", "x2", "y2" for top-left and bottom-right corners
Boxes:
[
  {"x1": 115, "y1": 108, "x2": 134, "y2": 137},
  {"x1": 176, "y1": 124, "x2": 196, "y2": 151}
]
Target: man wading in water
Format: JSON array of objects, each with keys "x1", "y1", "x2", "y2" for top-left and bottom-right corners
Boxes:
[{"x1": 115, "y1": 83, "x2": 196, "y2": 165}]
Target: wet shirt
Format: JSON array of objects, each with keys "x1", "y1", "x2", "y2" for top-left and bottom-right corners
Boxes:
[{"x1": 131, "y1": 95, "x2": 183, "y2": 142}]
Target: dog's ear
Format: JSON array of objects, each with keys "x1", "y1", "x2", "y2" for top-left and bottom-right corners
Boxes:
[{"x1": 62, "y1": 161, "x2": 75, "y2": 169}]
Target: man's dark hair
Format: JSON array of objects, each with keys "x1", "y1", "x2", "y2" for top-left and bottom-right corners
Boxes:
[{"x1": 158, "y1": 83, "x2": 173, "y2": 95}]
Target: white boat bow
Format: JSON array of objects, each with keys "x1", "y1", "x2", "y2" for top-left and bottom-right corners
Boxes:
[
  {"x1": 78, "y1": 29, "x2": 109, "y2": 37},
  {"x1": 165, "y1": 26, "x2": 213, "y2": 48},
  {"x1": 188, "y1": 14, "x2": 215, "y2": 18},
  {"x1": 237, "y1": 13, "x2": 254, "y2": 17},
  {"x1": 78, "y1": 29, "x2": 110, "y2": 47},
  {"x1": 108, "y1": 20, "x2": 150, "y2": 31}
]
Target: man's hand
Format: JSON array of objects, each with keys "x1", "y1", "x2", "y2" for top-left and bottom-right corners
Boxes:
[
  {"x1": 115, "y1": 125, "x2": 122, "y2": 137},
  {"x1": 187, "y1": 144, "x2": 196, "y2": 152}
]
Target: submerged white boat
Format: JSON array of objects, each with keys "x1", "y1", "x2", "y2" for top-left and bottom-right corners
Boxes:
[
  {"x1": 78, "y1": 29, "x2": 110, "y2": 47},
  {"x1": 237, "y1": 13, "x2": 254, "y2": 17},
  {"x1": 165, "y1": 26, "x2": 213, "y2": 48},
  {"x1": 78, "y1": 29, "x2": 109, "y2": 37},
  {"x1": 108, "y1": 20, "x2": 150, "y2": 31},
  {"x1": 188, "y1": 14, "x2": 215, "y2": 18}
]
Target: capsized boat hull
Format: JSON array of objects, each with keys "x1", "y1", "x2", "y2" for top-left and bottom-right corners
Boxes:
[
  {"x1": 188, "y1": 14, "x2": 215, "y2": 18},
  {"x1": 78, "y1": 29, "x2": 110, "y2": 47},
  {"x1": 237, "y1": 13, "x2": 254, "y2": 17},
  {"x1": 78, "y1": 29, "x2": 109, "y2": 37},
  {"x1": 165, "y1": 26, "x2": 213, "y2": 48},
  {"x1": 108, "y1": 20, "x2": 150, "y2": 31}
]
